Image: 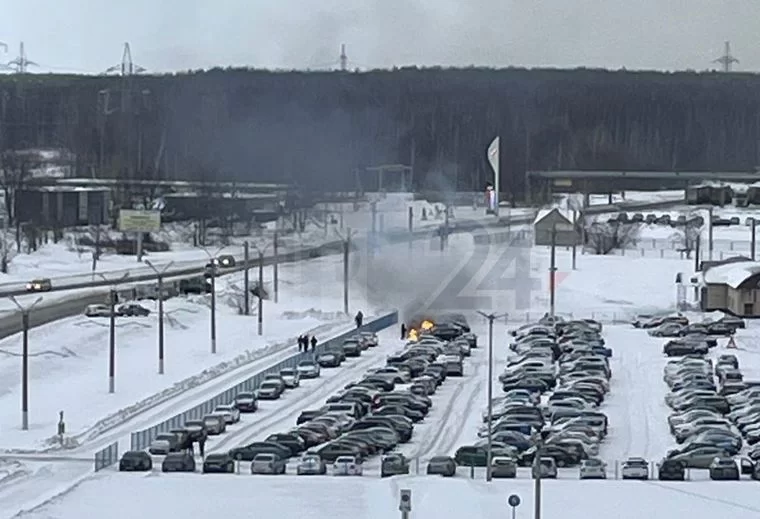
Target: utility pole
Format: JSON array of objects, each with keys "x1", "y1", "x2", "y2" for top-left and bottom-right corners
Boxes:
[
  {"x1": 273, "y1": 230, "x2": 279, "y2": 303},
  {"x1": 335, "y1": 227, "x2": 357, "y2": 315},
  {"x1": 251, "y1": 241, "x2": 273, "y2": 336},
  {"x1": 752, "y1": 218, "x2": 756, "y2": 261},
  {"x1": 707, "y1": 206, "x2": 714, "y2": 261},
  {"x1": 201, "y1": 247, "x2": 225, "y2": 354},
  {"x1": 549, "y1": 224, "x2": 557, "y2": 316},
  {"x1": 533, "y1": 433, "x2": 544, "y2": 519},
  {"x1": 243, "y1": 241, "x2": 250, "y2": 315},
  {"x1": 571, "y1": 210, "x2": 578, "y2": 270},
  {"x1": 9, "y1": 295, "x2": 43, "y2": 430},
  {"x1": 97, "y1": 273, "x2": 129, "y2": 392},
  {"x1": 145, "y1": 260, "x2": 174, "y2": 374},
  {"x1": 476, "y1": 311, "x2": 507, "y2": 482}
]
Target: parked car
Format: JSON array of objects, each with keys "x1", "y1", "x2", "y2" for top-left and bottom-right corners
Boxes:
[
  {"x1": 149, "y1": 432, "x2": 180, "y2": 455},
  {"x1": 280, "y1": 368, "x2": 301, "y2": 388},
  {"x1": 233, "y1": 392, "x2": 258, "y2": 412},
  {"x1": 213, "y1": 404, "x2": 241, "y2": 424},
  {"x1": 256, "y1": 380, "x2": 285, "y2": 400},
  {"x1": 296, "y1": 454, "x2": 327, "y2": 475},
  {"x1": 251, "y1": 453, "x2": 287, "y2": 474},
  {"x1": 380, "y1": 453, "x2": 410, "y2": 477},
  {"x1": 202, "y1": 414, "x2": 227, "y2": 435},
  {"x1": 297, "y1": 360, "x2": 321, "y2": 379},
  {"x1": 427, "y1": 456, "x2": 457, "y2": 477},
  {"x1": 579, "y1": 458, "x2": 607, "y2": 479},
  {"x1": 621, "y1": 457, "x2": 649, "y2": 480},
  {"x1": 119, "y1": 451, "x2": 152, "y2": 471},
  {"x1": 532, "y1": 457, "x2": 558, "y2": 479},
  {"x1": 658, "y1": 459, "x2": 686, "y2": 480},
  {"x1": 161, "y1": 452, "x2": 196, "y2": 472},
  {"x1": 709, "y1": 457, "x2": 739, "y2": 480},
  {"x1": 333, "y1": 455, "x2": 363, "y2": 476},
  {"x1": 214, "y1": 255, "x2": 236, "y2": 267},
  {"x1": 202, "y1": 453, "x2": 236, "y2": 473},
  {"x1": 490, "y1": 456, "x2": 517, "y2": 478}
]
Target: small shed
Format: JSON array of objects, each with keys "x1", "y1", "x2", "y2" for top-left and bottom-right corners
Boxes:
[
  {"x1": 746, "y1": 182, "x2": 760, "y2": 205},
  {"x1": 533, "y1": 207, "x2": 579, "y2": 246},
  {"x1": 686, "y1": 182, "x2": 732, "y2": 206},
  {"x1": 702, "y1": 260, "x2": 760, "y2": 316}
]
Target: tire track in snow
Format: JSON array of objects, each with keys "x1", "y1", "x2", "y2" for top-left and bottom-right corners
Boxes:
[{"x1": 407, "y1": 353, "x2": 485, "y2": 462}]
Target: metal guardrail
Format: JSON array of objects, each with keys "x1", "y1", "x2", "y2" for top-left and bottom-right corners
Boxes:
[
  {"x1": 94, "y1": 441, "x2": 119, "y2": 471},
  {"x1": 128, "y1": 311, "x2": 399, "y2": 452}
]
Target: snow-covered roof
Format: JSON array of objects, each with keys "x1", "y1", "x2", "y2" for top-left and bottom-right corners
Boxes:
[
  {"x1": 703, "y1": 261, "x2": 760, "y2": 289},
  {"x1": 533, "y1": 206, "x2": 573, "y2": 225}
]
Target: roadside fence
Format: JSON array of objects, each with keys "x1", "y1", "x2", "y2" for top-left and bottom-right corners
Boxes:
[
  {"x1": 128, "y1": 311, "x2": 398, "y2": 452},
  {"x1": 94, "y1": 441, "x2": 119, "y2": 471},
  {"x1": 477, "y1": 311, "x2": 635, "y2": 326}
]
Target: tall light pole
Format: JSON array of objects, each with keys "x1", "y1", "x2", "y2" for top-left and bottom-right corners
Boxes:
[
  {"x1": 201, "y1": 246, "x2": 225, "y2": 354},
  {"x1": 97, "y1": 272, "x2": 130, "y2": 393},
  {"x1": 335, "y1": 227, "x2": 357, "y2": 315},
  {"x1": 9, "y1": 295, "x2": 43, "y2": 430},
  {"x1": 476, "y1": 310, "x2": 507, "y2": 482},
  {"x1": 144, "y1": 260, "x2": 174, "y2": 374},
  {"x1": 251, "y1": 241, "x2": 273, "y2": 336}
]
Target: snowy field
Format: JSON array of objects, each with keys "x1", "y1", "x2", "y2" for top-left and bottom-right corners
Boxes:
[
  {"x1": 0, "y1": 252, "x2": 387, "y2": 452},
  {"x1": 20, "y1": 475, "x2": 760, "y2": 519}
]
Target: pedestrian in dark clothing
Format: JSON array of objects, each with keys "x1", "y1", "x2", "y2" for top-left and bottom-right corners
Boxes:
[
  {"x1": 310, "y1": 336, "x2": 317, "y2": 350},
  {"x1": 188, "y1": 441, "x2": 194, "y2": 456},
  {"x1": 304, "y1": 335, "x2": 310, "y2": 351},
  {"x1": 198, "y1": 436, "x2": 206, "y2": 457},
  {"x1": 355, "y1": 311, "x2": 364, "y2": 328},
  {"x1": 298, "y1": 335, "x2": 305, "y2": 352},
  {"x1": 401, "y1": 323, "x2": 407, "y2": 340}
]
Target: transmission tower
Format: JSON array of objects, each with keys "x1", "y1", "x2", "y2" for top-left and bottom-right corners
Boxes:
[
  {"x1": 713, "y1": 41, "x2": 739, "y2": 72},
  {"x1": 6, "y1": 42, "x2": 37, "y2": 73},
  {"x1": 339, "y1": 44, "x2": 348, "y2": 71},
  {"x1": 105, "y1": 42, "x2": 146, "y2": 76}
]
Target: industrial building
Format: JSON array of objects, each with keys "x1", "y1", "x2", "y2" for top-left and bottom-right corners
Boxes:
[
  {"x1": 15, "y1": 186, "x2": 110, "y2": 227},
  {"x1": 685, "y1": 183, "x2": 733, "y2": 206},
  {"x1": 702, "y1": 260, "x2": 760, "y2": 317}
]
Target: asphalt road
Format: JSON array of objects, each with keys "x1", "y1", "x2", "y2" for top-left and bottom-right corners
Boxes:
[{"x1": 0, "y1": 198, "x2": 681, "y2": 339}]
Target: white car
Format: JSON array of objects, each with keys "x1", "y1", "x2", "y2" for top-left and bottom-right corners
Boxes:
[
  {"x1": 621, "y1": 457, "x2": 649, "y2": 480},
  {"x1": 84, "y1": 304, "x2": 112, "y2": 317},
  {"x1": 279, "y1": 368, "x2": 301, "y2": 388},
  {"x1": 296, "y1": 361, "x2": 320, "y2": 379},
  {"x1": 148, "y1": 439, "x2": 171, "y2": 455},
  {"x1": 213, "y1": 404, "x2": 241, "y2": 424},
  {"x1": 333, "y1": 455, "x2": 363, "y2": 476},
  {"x1": 579, "y1": 458, "x2": 607, "y2": 479},
  {"x1": 359, "y1": 331, "x2": 379, "y2": 347}
]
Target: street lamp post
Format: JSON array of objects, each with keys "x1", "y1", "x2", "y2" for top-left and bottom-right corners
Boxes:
[
  {"x1": 251, "y1": 241, "x2": 273, "y2": 336},
  {"x1": 335, "y1": 227, "x2": 357, "y2": 315},
  {"x1": 476, "y1": 310, "x2": 508, "y2": 482},
  {"x1": 9, "y1": 295, "x2": 43, "y2": 430},
  {"x1": 201, "y1": 247, "x2": 225, "y2": 354},
  {"x1": 144, "y1": 260, "x2": 174, "y2": 374},
  {"x1": 97, "y1": 272, "x2": 130, "y2": 393}
]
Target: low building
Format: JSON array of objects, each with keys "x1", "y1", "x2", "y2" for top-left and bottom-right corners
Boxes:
[
  {"x1": 702, "y1": 260, "x2": 760, "y2": 316},
  {"x1": 685, "y1": 182, "x2": 732, "y2": 206},
  {"x1": 15, "y1": 186, "x2": 110, "y2": 228}
]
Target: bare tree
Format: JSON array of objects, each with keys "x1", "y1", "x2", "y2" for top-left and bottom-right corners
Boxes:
[
  {"x1": 584, "y1": 220, "x2": 640, "y2": 254},
  {"x1": 670, "y1": 222, "x2": 702, "y2": 259}
]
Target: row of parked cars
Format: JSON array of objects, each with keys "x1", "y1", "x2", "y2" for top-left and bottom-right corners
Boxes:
[
  {"x1": 605, "y1": 213, "x2": 705, "y2": 227},
  {"x1": 632, "y1": 314, "x2": 744, "y2": 358},
  {"x1": 657, "y1": 332, "x2": 760, "y2": 481},
  {"x1": 118, "y1": 331, "x2": 380, "y2": 473},
  {"x1": 443, "y1": 316, "x2": 619, "y2": 479},
  {"x1": 84, "y1": 302, "x2": 151, "y2": 317},
  {"x1": 225, "y1": 316, "x2": 477, "y2": 477}
]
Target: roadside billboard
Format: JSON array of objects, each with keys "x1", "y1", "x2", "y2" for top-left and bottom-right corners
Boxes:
[{"x1": 118, "y1": 209, "x2": 161, "y2": 232}]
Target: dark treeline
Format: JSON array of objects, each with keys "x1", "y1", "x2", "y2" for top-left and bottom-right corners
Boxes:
[{"x1": 1, "y1": 67, "x2": 760, "y2": 200}]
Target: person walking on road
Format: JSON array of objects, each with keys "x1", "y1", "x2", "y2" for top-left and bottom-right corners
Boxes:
[
  {"x1": 310, "y1": 335, "x2": 318, "y2": 350},
  {"x1": 198, "y1": 435, "x2": 206, "y2": 457},
  {"x1": 298, "y1": 335, "x2": 305, "y2": 352},
  {"x1": 401, "y1": 323, "x2": 407, "y2": 340},
  {"x1": 355, "y1": 311, "x2": 364, "y2": 328}
]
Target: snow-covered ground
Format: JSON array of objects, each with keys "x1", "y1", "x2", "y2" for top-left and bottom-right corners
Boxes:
[
  {"x1": 8, "y1": 206, "x2": 760, "y2": 519},
  {"x1": 15, "y1": 471, "x2": 760, "y2": 519},
  {"x1": 0, "y1": 252, "x2": 387, "y2": 452}
]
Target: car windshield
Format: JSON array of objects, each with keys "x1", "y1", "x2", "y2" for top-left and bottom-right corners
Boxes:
[
  {"x1": 261, "y1": 382, "x2": 279, "y2": 389},
  {"x1": 302, "y1": 455, "x2": 320, "y2": 462},
  {"x1": 236, "y1": 393, "x2": 254, "y2": 399},
  {"x1": 335, "y1": 456, "x2": 355, "y2": 463},
  {"x1": 493, "y1": 458, "x2": 514, "y2": 466},
  {"x1": 255, "y1": 454, "x2": 276, "y2": 461},
  {"x1": 281, "y1": 369, "x2": 295, "y2": 375},
  {"x1": 584, "y1": 459, "x2": 602, "y2": 466},
  {"x1": 431, "y1": 457, "x2": 451, "y2": 463},
  {"x1": 299, "y1": 362, "x2": 315, "y2": 367}
]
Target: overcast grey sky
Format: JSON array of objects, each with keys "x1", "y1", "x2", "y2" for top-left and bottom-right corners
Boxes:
[{"x1": 2, "y1": 0, "x2": 758, "y2": 74}]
